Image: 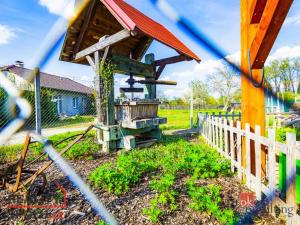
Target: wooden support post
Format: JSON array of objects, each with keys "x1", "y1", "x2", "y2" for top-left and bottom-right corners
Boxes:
[
  {"x1": 144, "y1": 53, "x2": 156, "y2": 99},
  {"x1": 241, "y1": 0, "x2": 265, "y2": 176},
  {"x1": 34, "y1": 67, "x2": 41, "y2": 135}
]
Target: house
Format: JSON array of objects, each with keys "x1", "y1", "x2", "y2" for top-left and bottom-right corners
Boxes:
[{"x1": 1, "y1": 62, "x2": 94, "y2": 117}]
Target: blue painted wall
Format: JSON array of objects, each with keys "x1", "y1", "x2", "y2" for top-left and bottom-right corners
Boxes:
[{"x1": 54, "y1": 91, "x2": 89, "y2": 116}]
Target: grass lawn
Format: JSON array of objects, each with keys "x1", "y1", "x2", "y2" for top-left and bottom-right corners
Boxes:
[
  {"x1": 0, "y1": 130, "x2": 99, "y2": 164},
  {"x1": 42, "y1": 115, "x2": 94, "y2": 129},
  {"x1": 158, "y1": 109, "x2": 240, "y2": 130}
]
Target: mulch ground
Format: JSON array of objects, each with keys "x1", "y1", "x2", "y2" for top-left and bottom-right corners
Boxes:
[{"x1": 0, "y1": 133, "x2": 285, "y2": 225}]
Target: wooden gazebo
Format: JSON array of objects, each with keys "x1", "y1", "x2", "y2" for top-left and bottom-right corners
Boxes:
[{"x1": 60, "y1": 0, "x2": 200, "y2": 152}]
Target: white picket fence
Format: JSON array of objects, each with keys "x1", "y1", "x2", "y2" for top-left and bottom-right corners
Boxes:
[{"x1": 200, "y1": 115, "x2": 300, "y2": 224}]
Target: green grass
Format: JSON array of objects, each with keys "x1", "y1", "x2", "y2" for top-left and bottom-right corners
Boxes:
[
  {"x1": 0, "y1": 130, "x2": 99, "y2": 163},
  {"x1": 89, "y1": 136, "x2": 236, "y2": 224},
  {"x1": 158, "y1": 109, "x2": 240, "y2": 130}
]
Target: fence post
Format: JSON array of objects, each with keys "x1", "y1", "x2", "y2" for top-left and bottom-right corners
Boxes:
[
  {"x1": 216, "y1": 117, "x2": 219, "y2": 149},
  {"x1": 219, "y1": 117, "x2": 223, "y2": 153},
  {"x1": 232, "y1": 111, "x2": 235, "y2": 121},
  {"x1": 208, "y1": 116, "x2": 211, "y2": 144},
  {"x1": 34, "y1": 67, "x2": 41, "y2": 135},
  {"x1": 237, "y1": 121, "x2": 242, "y2": 179},
  {"x1": 212, "y1": 116, "x2": 215, "y2": 147},
  {"x1": 286, "y1": 132, "x2": 297, "y2": 225},
  {"x1": 245, "y1": 123, "x2": 251, "y2": 187},
  {"x1": 224, "y1": 119, "x2": 228, "y2": 155},
  {"x1": 190, "y1": 88, "x2": 193, "y2": 129},
  {"x1": 255, "y1": 125, "x2": 262, "y2": 201},
  {"x1": 230, "y1": 120, "x2": 234, "y2": 172},
  {"x1": 268, "y1": 128, "x2": 277, "y2": 217}
]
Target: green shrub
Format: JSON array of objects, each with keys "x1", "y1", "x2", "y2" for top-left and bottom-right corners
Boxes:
[{"x1": 89, "y1": 136, "x2": 233, "y2": 223}]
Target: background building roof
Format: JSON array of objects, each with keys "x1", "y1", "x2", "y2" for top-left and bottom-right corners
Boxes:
[{"x1": 2, "y1": 65, "x2": 93, "y2": 95}]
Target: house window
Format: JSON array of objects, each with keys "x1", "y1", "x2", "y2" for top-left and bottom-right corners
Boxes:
[
  {"x1": 72, "y1": 97, "x2": 78, "y2": 109},
  {"x1": 57, "y1": 95, "x2": 62, "y2": 114}
]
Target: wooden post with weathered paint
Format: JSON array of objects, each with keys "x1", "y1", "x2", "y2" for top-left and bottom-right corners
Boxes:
[
  {"x1": 34, "y1": 67, "x2": 41, "y2": 135},
  {"x1": 144, "y1": 54, "x2": 156, "y2": 99}
]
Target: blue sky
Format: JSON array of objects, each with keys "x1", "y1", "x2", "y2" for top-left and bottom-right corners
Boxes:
[{"x1": 1, "y1": 0, "x2": 300, "y2": 98}]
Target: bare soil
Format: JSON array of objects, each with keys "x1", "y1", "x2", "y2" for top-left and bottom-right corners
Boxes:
[{"x1": 0, "y1": 133, "x2": 285, "y2": 225}]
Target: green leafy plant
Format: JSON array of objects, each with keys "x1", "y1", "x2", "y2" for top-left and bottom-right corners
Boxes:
[{"x1": 90, "y1": 136, "x2": 234, "y2": 223}]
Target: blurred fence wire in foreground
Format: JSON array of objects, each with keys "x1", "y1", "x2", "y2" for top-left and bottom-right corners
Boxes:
[
  {"x1": 148, "y1": 0, "x2": 298, "y2": 224},
  {"x1": 0, "y1": 0, "x2": 117, "y2": 224}
]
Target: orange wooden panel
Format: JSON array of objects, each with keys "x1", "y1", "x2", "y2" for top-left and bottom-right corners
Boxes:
[
  {"x1": 241, "y1": 0, "x2": 265, "y2": 175},
  {"x1": 250, "y1": 0, "x2": 293, "y2": 69},
  {"x1": 250, "y1": 0, "x2": 267, "y2": 24}
]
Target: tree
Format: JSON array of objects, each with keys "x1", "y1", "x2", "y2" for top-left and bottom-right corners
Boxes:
[
  {"x1": 265, "y1": 59, "x2": 281, "y2": 93},
  {"x1": 206, "y1": 63, "x2": 240, "y2": 111},
  {"x1": 188, "y1": 80, "x2": 210, "y2": 109}
]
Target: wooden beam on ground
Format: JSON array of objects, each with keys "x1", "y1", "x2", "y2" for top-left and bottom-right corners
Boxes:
[
  {"x1": 250, "y1": 0, "x2": 293, "y2": 69},
  {"x1": 250, "y1": 0, "x2": 267, "y2": 24},
  {"x1": 75, "y1": 29, "x2": 131, "y2": 60},
  {"x1": 154, "y1": 55, "x2": 191, "y2": 67}
]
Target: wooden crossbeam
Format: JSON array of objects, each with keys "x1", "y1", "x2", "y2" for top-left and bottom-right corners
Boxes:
[
  {"x1": 250, "y1": 0, "x2": 267, "y2": 24},
  {"x1": 154, "y1": 55, "x2": 191, "y2": 67},
  {"x1": 73, "y1": 0, "x2": 97, "y2": 57},
  {"x1": 250, "y1": 0, "x2": 293, "y2": 69},
  {"x1": 75, "y1": 29, "x2": 131, "y2": 60},
  {"x1": 111, "y1": 54, "x2": 155, "y2": 78}
]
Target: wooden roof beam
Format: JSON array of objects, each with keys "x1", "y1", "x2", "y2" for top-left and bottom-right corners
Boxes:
[
  {"x1": 155, "y1": 55, "x2": 191, "y2": 67},
  {"x1": 250, "y1": 0, "x2": 267, "y2": 24},
  {"x1": 73, "y1": 0, "x2": 97, "y2": 58},
  {"x1": 250, "y1": 0, "x2": 293, "y2": 69},
  {"x1": 75, "y1": 29, "x2": 131, "y2": 60}
]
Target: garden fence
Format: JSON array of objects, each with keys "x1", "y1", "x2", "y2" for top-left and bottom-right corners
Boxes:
[
  {"x1": 0, "y1": 68, "x2": 96, "y2": 141},
  {"x1": 199, "y1": 114, "x2": 300, "y2": 224}
]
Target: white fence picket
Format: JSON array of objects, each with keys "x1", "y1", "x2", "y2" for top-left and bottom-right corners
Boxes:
[
  {"x1": 236, "y1": 121, "x2": 242, "y2": 179},
  {"x1": 219, "y1": 118, "x2": 223, "y2": 153},
  {"x1": 255, "y1": 125, "x2": 262, "y2": 201},
  {"x1": 245, "y1": 123, "x2": 251, "y2": 187},
  {"x1": 224, "y1": 119, "x2": 228, "y2": 156},
  {"x1": 201, "y1": 115, "x2": 300, "y2": 224},
  {"x1": 229, "y1": 120, "x2": 234, "y2": 172},
  {"x1": 286, "y1": 133, "x2": 297, "y2": 225}
]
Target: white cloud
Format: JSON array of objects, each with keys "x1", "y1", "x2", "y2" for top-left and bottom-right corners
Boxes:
[
  {"x1": 160, "y1": 45, "x2": 300, "y2": 98},
  {"x1": 38, "y1": 0, "x2": 75, "y2": 19},
  {"x1": 0, "y1": 24, "x2": 16, "y2": 45},
  {"x1": 267, "y1": 45, "x2": 300, "y2": 63},
  {"x1": 284, "y1": 14, "x2": 300, "y2": 26}
]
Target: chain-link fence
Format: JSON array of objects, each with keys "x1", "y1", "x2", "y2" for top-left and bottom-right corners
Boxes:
[{"x1": 0, "y1": 65, "x2": 97, "y2": 145}]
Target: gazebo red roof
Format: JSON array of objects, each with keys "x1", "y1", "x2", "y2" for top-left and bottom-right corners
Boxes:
[
  {"x1": 102, "y1": 0, "x2": 200, "y2": 62},
  {"x1": 60, "y1": 0, "x2": 200, "y2": 63}
]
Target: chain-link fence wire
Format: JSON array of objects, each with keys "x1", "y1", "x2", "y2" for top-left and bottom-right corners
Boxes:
[
  {"x1": 0, "y1": 72, "x2": 97, "y2": 132},
  {"x1": 0, "y1": 0, "x2": 118, "y2": 224},
  {"x1": 148, "y1": 0, "x2": 297, "y2": 223}
]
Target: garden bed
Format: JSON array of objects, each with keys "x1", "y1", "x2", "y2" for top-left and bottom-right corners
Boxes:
[{"x1": 0, "y1": 134, "x2": 284, "y2": 225}]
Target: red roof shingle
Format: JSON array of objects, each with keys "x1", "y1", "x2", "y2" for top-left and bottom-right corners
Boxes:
[{"x1": 102, "y1": 0, "x2": 201, "y2": 62}]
